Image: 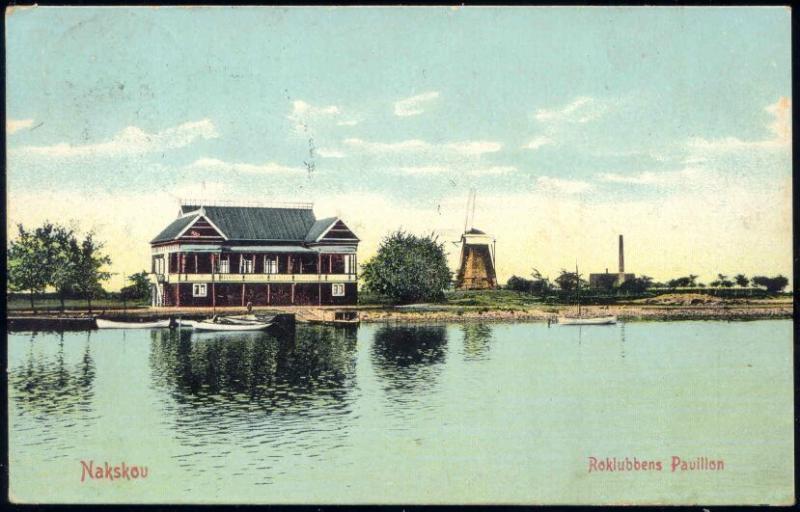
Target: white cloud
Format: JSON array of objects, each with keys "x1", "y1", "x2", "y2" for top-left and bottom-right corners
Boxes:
[
  {"x1": 393, "y1": 164, "x2": 516, "y2": 177},
  {"x1": 597, "y1": 167, "x2": 704, "y2": 187},
  {"x1": 536, "y1": 176, "x2": 592, "y2": 194},
  {"x1": 396, "y1": 165, "x2": 450, "y2": 175},
  {"x1": 336, "y1": 119, "x2": 360, "y2": 127},
  {"x1": 13, "y1": 119, "x2": 218, "y2": 159},
  {"x1": 344, "y1": 137, "x2": 502, "y2": 157},
  {"x1": 186, "y1": 157, "x2": 305, "y2": 174},
  {"x1": 467, "y1": 166, "x2": 516, "y2": 176},
  {"x1": 535, "y1": 96, "x2": 607, "y2": 124},
  {"x1": 394, "y1": 91, "x2": 440, "y2": 117},
  {"x1": 7, "y1": 118, "x2": 34, "y2": 134},
  {"x1": 316, "y1": 148, "x2": 347, "y2": 158},
  {"x1": 766, "y1": 96, "x2": 791, "y2": 142},
  {"x1": 445, "y1": 140, "x2": 503, "y2": 156},
  {"x1": 686, "y1": 97, "x2": 792, "y2": 153},
  {"x1": 288, "y1": 100, "x2": 342, "y2": 134},
  {"x1": 522, "y1": 136, "x2": 555, "y2": 150}
]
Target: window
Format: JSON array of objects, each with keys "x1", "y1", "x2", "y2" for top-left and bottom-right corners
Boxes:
[
  {"x1": 343, "y1": 254, "x2": 356, "y2": 274},
  {"x1": 240, "y1": 256, "x2": 254, "y2": 274},
  {"x1": 264, "y1": 256, "x2": 278, "y2": 274},
  {"x1": 152, "y1": 256, "x2": 165, "y2": 275},
  {"x1": 217, "y1": 257, "x2": 230, "y2": 274},
  {"x1": 193, "y1": 283, "x2": 207, "y2": 297},
  {"x1": 332, "y1": 283, "x2": 345, "y2": 297}
]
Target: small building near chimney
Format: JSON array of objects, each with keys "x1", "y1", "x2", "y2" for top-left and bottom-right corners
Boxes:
[{"x1": 589, "y1": 234, "x2": 635, "y2": 289}]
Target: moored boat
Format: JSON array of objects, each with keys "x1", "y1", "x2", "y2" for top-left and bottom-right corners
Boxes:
[
  {"x1": 96, "y1": 318, "x2": 171, "y2": 329},
  {"x1": 557, "y1": 315, "x2": 617, "y2": 326},
  {"x1": 192, "y1": 320, "x2": 273, "y2": 332},
  {"x1": 556, "y1": 262, "x2": 617, "y2": 326}
]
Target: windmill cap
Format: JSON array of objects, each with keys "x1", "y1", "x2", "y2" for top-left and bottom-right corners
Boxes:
[{"x1": 465, "y1": 228, "x2": 486, "y2": 235}]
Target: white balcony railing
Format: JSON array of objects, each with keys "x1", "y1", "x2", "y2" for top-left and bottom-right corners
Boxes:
[{"x1": 162, "y1": 273, "x2": 357, "y2": 284}]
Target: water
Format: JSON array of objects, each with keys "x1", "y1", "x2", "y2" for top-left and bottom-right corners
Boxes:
[{"x1": 7, "y1": 321, "x2": 794, "y2": 504}]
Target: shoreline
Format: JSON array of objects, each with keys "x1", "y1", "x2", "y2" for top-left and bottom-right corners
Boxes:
[{"x1": 7, "y1": 302, "x2": 793, "y2": 327}]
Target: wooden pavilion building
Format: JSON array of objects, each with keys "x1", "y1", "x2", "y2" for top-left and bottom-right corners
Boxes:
[{"x1": 149, "y1": 202, "x2": 359, "y2": 307}]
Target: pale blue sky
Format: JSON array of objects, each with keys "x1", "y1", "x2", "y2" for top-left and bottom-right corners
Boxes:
[{"x1": 6, "y1": 7, "x2": 792, "y2": 288}]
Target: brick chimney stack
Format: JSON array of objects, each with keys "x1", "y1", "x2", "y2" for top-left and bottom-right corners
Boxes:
[{"x1": 618, "y1": 234, "x2": 624, "y2": 273}]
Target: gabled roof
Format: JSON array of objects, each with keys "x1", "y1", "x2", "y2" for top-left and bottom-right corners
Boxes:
[
  {"x1": 151, "y1": 215, "x2": 199, "y2": 243},
  {"x1": 153, "y1": 205, "x2": 348, "y2": 244},
  {"x1": 305, "y1": 217, "x2": 338, "y2": 242}
]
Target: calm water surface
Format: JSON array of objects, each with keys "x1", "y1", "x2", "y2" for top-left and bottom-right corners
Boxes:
[{"x1": 7, "y1": 321, "x2": 794, "y2": 504}]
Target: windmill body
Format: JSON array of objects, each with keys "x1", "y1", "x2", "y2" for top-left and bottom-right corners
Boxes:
[{"x1": 455, "y1": 190, "x2": 497, "y2": 290}]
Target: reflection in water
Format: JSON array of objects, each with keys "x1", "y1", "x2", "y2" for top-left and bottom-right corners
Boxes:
[
  {"x1": 371, "y1": 325, "x2": 448, "y2": 398},
  {"x1": 620, "y1": 323, "x2": 626, "y2": 360},
  {"x1": 149, "y1": 325, "x2": 358, "y2": 412},
  {"x1": 9, "y1": 332, "x2": 95, "y2": 417},
  {"x1": 148, "y1": 325, "x2": 359, "y2": 480},
  {"x1": 461, "y1": 323, "x2": 492, "y2": 360}
]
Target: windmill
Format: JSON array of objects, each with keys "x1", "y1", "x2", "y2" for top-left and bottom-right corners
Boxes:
[{"x1": 455, "y1": 189, "x2": 497, "y2": 290}]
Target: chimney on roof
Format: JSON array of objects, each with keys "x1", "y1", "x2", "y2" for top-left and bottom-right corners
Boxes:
[{"x1": 618, "y1": 234, "x2": 624, "y2": 273}]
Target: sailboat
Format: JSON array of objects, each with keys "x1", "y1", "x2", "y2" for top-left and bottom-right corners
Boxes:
[{"x1": 557, "y1": 264, "x2": 617, "y2": 325}]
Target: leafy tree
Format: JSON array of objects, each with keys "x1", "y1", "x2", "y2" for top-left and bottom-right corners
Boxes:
[
  {"x1": 506, "y1": 275, "x2": 534, "y2": 293},
  {"x1": 44, "y1": 226, "x2": 80, "y2": 312},
  {"x1": 71, "y1": 233, "x2": 112, "y2": 312},
  {"x1": 667, "y1": 276, "x2": 692, "y2": 288},
  {"x1": 619, "y1": 275, "x2": 653, "y2": 294},
  {"x1": 751, "y1": 275, "x2": 789, "y2": 294},
  {"x1": 555, "y1": 269, "x2": 585, "y2": 292},
  {"x1": 526, "y1": 268, "x2": 551, "y2": 295},
  {"x1": 361, "y1": 230, "x2": 451, "y2": 304},
  {"x1": 120, "y1": 271, "x2": 151, "y2": 304},
  {"x1": 734, "y1": 274, "x2": 749, "y2": 287},
  {"x1": 7, "y1": 224, "x2": 49, "y2": 310},
  {"x1": 715, "y1": 273, "x2": 734, "y2": 288}
]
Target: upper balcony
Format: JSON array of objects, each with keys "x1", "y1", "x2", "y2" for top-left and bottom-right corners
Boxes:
[{"x1": 152, "y1": 273, "x2": 357, "y2": 284}]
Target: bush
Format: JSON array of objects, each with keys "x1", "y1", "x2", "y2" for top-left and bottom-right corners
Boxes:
[{"x1": 361, "y1": 230, "x2": 452, "y2": 304}]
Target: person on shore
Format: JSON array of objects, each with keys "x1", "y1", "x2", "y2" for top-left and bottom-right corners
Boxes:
[{"x1": 246, "y1": 301, "x2": 253, "y2": 313}]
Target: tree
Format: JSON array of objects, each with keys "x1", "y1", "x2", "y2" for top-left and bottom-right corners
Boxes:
[
  {"x1": 7, "y1": 224, "x2": 49, "y2": 310},
  {"x1": 43, "y1": 225, "x2": 79, "y2": 312},
  {"x1": 71, "y1": 233, "x2": 112, "y2": 312},
  {"x1": 619, "y1": 275, "x2": 653, "y2": 294},
  {"x1": 751, "y1": 275, "x2": 789, "y2": 294},
  {"x1": 555, "y1": 269, "x2": 584, "y2": 292},
  {"x1": 528, "y1": 268, "x2": 550, "y2": 295},
  {"x1": 667, "y1": 276, "x2": 692, "y2": 288},
  {"x1": 506, "y1": 275, "x2": 534, "y2": 293},
  {"x1": 734, "y1": 274, "x2": 749, "y2": 287},
  {"x1": 715, "y1": 273, "x2": 734, "y2": 288},
  {"x1": 120, "y1": 271, "x2": 151, "y2": 303},
  {"x1": 361, "y1": 230, "x2": 451, "y2": 304}
]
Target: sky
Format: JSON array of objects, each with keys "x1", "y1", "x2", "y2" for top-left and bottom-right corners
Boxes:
[{"x1": 6, "y1": 6, "x2": 793, "y2": 290}]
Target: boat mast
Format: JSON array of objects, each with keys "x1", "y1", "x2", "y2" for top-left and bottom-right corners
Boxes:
[{"x1": 576, "y1": 262, "x2": 581, "y2": 317}]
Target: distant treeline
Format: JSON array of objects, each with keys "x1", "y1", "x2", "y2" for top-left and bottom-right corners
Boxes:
[{"x1": 506, "y1": 270, "x2": 790, "y2": 297}]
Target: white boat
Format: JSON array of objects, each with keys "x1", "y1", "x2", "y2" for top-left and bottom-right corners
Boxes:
[
  {"x1": 96, "y1": 318, "x2": 171, "y2": 329},
  {"x1": 557, "y1": 315, "x2": 617, "y2": 325},
  {"x1": 192, "y1": 320, "x2": 273, "y2": 332},
  {"x1": 176, "y1": 319, "x2": 199, "y2": 328},
  {"x1": 556, "y1": 262, "x2": 617, "y2": 326}
]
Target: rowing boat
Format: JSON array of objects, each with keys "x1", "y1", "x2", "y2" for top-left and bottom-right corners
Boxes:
[
  {"x1": 557, "y1": 315, "x2": 617, "y2": 325},
  {"x1": 96, "y1": 318, "x2": 171, "y2": 329},
  {"x1": 192, "y1": 320, "x2": 273, "y2": 332}
]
